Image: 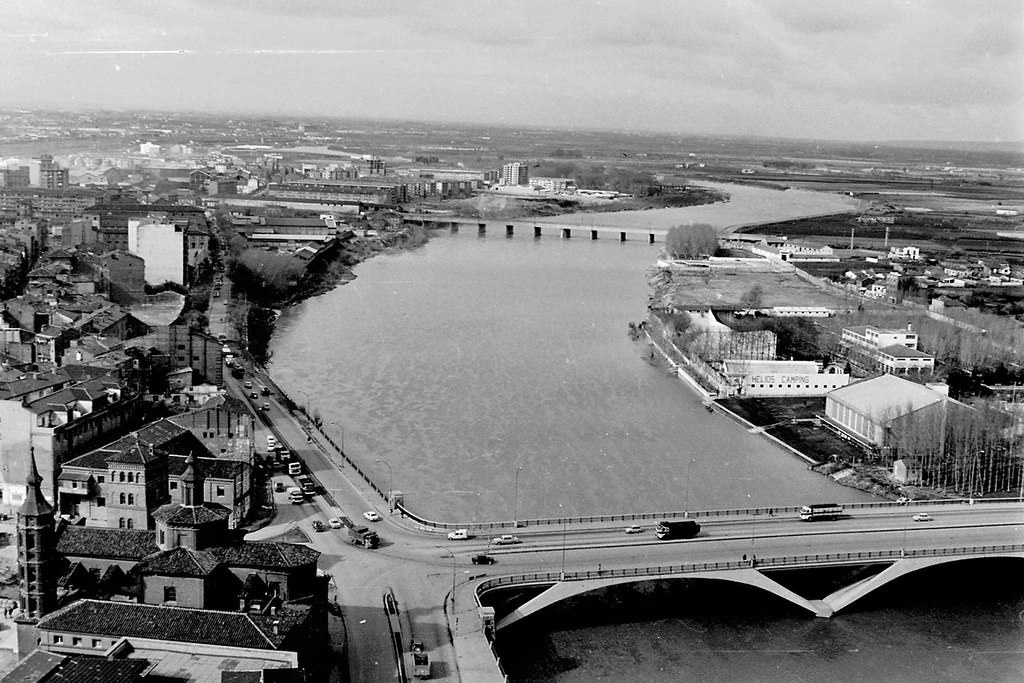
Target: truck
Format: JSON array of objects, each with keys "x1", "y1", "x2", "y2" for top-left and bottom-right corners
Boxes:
[
  {"x1": 287, "y1": 488, "x2": 304, "y2": 504},
  {"x1": 655, "y1": 519, "x2": 701, "y2": 540},
  {"x1": 405, "y1": 641, "x2": 430, "y2": 679},
  {"x1": 296, "y1": 475, "x2": 315, "y2": 496},
  {"x1": 799, "y1": 503, "x2": 843, "y2": 521},
  {"x1": 231, "y1": 365, "x2": 245, "y2": 379},
  {"x1": 340, "y1": 516, "x2": 380, "y2": 549}
]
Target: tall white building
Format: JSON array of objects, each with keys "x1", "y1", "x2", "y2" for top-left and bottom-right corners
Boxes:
[
  {"x1": 501, "y1": 161, "x2": 529, "y2": 186},
  {"x1": 128, "y1": 218, "x2": 185, "y2": 286}
]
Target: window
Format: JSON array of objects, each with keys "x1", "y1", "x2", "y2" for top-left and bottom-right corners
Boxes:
[
  {"x1": 216, "y1": 486, "x2": 225, "y2": 497},
  {"x1": 176, "y1": 344, "x2": 186, "y2": 350},
  {"x1": 126, "y1": 472, "x2": 134, "y2": 483},
  {"x1": 119, "y1": 493, "x2": 126, "y2": 505},
  {"x1": 92, "y1": 639, "x2": 101, "y2": 648},
  {"x1": 72, "y1": 637, "x2": 81, "y2": 646},
  {"x1": 96, "y1": 497, "x2": 105, "y2": 507},
  {"x1": 169, "y1": 481, "x2": 178, "y2": 490},
  {"x1": 118, "y1": 518, "x2": 125, "y2": 529},
  {"x1": 97, "y1": 475, "x2": 104, "y2": 483},
  {"x1": 163, "y1": 586, "x2": 176, "y2": 603},
  {"x1": 127, "y1": 494, "x2": 134, "y2": 506},
  {"x1": 126, "y1": 519, "x2": 134, "y2": 529},
  {"x1": 119, "y1": 472, "x2": 125, "y2": 483},
  {"x1": 54, "y1": 635, "x2": 63, "y2": 644},
  {"x1": 160, "y1": 530, "x2": 165, "y2": 545}
]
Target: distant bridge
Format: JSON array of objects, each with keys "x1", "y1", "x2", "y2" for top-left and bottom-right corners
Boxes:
[
  {"x1": 479, "y1": 543, "x2": 1024, "y2": 631},
  {"x1": 402, "y1": 215, "x2": 669, "y2": 243}
]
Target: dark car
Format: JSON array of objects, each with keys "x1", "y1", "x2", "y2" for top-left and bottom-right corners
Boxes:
[
  {"x1": 471, "y1": 554, "x2": 495, "y2": 565},
  {"x1": 312, "y1": 520, "x2": 326, "y2": 532}
]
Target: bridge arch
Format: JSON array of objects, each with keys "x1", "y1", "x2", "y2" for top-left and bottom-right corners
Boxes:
[{"x1": 484, "y1": 550, "x2": 1024, "y2": 631}]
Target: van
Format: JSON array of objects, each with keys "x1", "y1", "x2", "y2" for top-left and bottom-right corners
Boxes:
[
  {"x1": 297, "y1": 476, "x2": 315, "y2": 495},
  {"x1": 287, "y1": 461, "x2": 302, "y2": 476},
  {"x1": 287, "y1": 488, "x2": 304, "y2": 504}
]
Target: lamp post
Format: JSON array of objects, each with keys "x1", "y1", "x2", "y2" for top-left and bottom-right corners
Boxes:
[
  {"x1": 296, "y1": 389, "x2": 311, "y2": 417},
  {"x1": 330, "y1": 421, "x2": 345, "y2": 452},
  {"x1": 442, "y1": 548, "x2": 457, "y2": 626},
  {"x1": 376, "y1": 459, "x2": 393, "y2": 510},
  {"x1": 969, "y1": 450, "x2": 982, "y2": 504},
  {"x1": 513, "y1": 465, "x2": 524, "y2": 528},
  {"x1": 684, "y1": 458, "x2": 697, "y2": 514},
  {"x1": 558, "y1": 503, "x2": 568, "y2": 580},
  {"x1": 901, "y1": 513, "x2": 909, "y2": 557}
]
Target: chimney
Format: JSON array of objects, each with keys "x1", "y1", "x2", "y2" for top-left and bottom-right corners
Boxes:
[
  {"x1": 272, "y1": 620, "x2": 280, "y2": 635},
  {"x1": 907, "y1": 321, "x2": 912, "y2": 332}
]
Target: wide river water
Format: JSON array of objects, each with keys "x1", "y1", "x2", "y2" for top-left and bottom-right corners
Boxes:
[{"x1": 269, "y1": 184, "x2": 1023, "y2": 681}]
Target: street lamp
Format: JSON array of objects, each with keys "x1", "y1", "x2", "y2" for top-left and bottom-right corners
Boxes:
[
  {"x1": 376, "y1": 459, "x2": 393, "y2": 510},
  {"x1": 330, "y1": 421, "x2": 345, "y2": 452},
  {"x1": 684, "y1": 458, "x2": 697, "y2": 514},
  {"x1": 558, "y1": 503, "x2": 568, "y2": 580},
  {"x1": 296, "y1": 389, "x2": 311, "y2": 417},
  {"x1": 513, "y1": 465, "x2": 524, "y2": 528},
  {"x1": 969, "y1": 450, "x2": 982, "y2": 504},
  {"x1": 442, "y1": 548, "x2": 457, "y2": 627}
]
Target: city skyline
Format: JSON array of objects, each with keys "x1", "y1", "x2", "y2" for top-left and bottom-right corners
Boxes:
[{"x1": 1, "y1": 1, "x2": 1022, "y2": 144}]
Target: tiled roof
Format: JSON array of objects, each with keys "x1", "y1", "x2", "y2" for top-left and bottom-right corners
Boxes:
[
  {"x1": 167, "y1": 455, "x2": 242, "y2": 479},
  {"x1": 55, "y1": 525, "x2": 159, "y2": 561},
  {"x1": 43, "y1": 657, "x2": 150, "y2": 683},
  {"x1": 64, "y1": 419, "x2": 211, "y2": 470},
  {"x1": 0, "y1": 649, "x2": 65, "y2": 683},
  {"x1": 37, "y1": 600, "x2": 306, "y2": 651},
  {"x1": 210, "y1": 542, "x2": 320, "y2": 570},
  {"x1": 135, "y1": 547, "x2": 222, "y2": 578},
  {"x1": 152, "y1": 503, "x2": 230, "y2": 528}
]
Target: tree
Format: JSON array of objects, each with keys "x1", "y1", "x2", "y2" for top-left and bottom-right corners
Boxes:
[
  {"x1": 739, "y1": 285, "x2": 764, "y2": 310},
  {"x1": 665, "y1": 223, "x2": 719, "y2": 259}
]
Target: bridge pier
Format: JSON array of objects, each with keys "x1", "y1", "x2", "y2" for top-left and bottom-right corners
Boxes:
[
  {"x1": 591, "y1": 230, "x2": 598, "y2": 240},
  {"x1": 620, "y1": 231, "x2": 626, "y2": 242},
  {"x1": 506, "y1": 224, "x2": 514, "y2": 238},
  {"x1": 534, "y1": 226, "x2": 542, "y2": 238},
  {"x1": 561, "y1": 228, "x2": 571, "y2": 239},
  {"x1": 451, "y1": 222, "x2": 459, "y2": 234},
  {"x1": 479, "y1": 224, "x2": 486, "y2": 236},
  {"x1": 649, "y1": 233, "x2": 655, "y2": 244}
]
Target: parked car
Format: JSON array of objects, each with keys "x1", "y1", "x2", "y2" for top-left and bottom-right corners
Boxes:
[
  {"x1": 213, "y1": 290, "x2": 220, "y2": 298},
  {"x1": 244, "y1": 381, "x2": 253, "y2": 389},
  {"x1": 274, "y1": 482, "x2": 285, "y2": 493},
  {"x1": 328, "y1": 518, "x2": 343, "y2": 529},
  {"x1": 250, "y1": 391, "x2": 259, "y2": 399},
  {"x1": 312, "y1": 520, "x2": 326, "y2": 532},
  {"x1": 491, "y1": 534, "x2": 520, "y2": 545},
  {"x1": 471, "y1": 554, "x2": 496, "y2": 565},
  {"x1": 896, "y1": 496, "x2": 910, "y2": 505},
  {"x1": 624, "y1": 524, "x2": 643, "y2": 534},
  {"x1": 261, "y1": 402, "x2": 270, "y2": 411},
  {"x1": 913, "y1": 513, "x2": 933, "y2": 522},
  {"x1": 447, "y1": 529, "x2": 469, "y2": 541},
  {"x1": 363, "y1": 511, "x2": 382, "y2": 522}
]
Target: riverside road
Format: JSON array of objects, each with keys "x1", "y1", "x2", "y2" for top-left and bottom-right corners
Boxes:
[{"x1": 219, "y1": 357, "x2": 1024, "y2": 682}]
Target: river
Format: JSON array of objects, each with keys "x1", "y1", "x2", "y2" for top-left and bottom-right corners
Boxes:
[{"x1": 268, "y1": 185, "x2": 1022, "y2": 681}]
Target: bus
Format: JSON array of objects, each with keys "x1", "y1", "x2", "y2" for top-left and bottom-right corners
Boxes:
[
  {"x1": 799, "y1": 503, "x2": 843, "y2": 521},
  {"x1": 296, "y1": 476, "x2": 315, "y2": 496}
]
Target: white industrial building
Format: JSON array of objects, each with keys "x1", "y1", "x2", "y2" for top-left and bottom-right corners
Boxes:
[
  {"x1": 721, "y1": 359, "x2": 849, "y2": 397},
  {"x1": 128, "y1": 218, "x2": 185, "y2": 286}
]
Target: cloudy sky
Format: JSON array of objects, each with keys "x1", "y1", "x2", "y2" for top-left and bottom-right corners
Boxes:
[{"x1": 2, "y1": 0, "x2": 1021, "y2": 142}]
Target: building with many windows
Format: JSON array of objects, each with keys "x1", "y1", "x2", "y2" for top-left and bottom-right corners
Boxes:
[
  {"x1": 841, "y1": 324, "x2": 935, "y2": 375},
  {"x1": 500, "y1": 161, "x2": 530, "y2": 186}
]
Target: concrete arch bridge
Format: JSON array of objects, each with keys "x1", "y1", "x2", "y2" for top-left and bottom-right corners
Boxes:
[{"x1": 479, "y1": 544, "x2": 1024, "y2": 631}]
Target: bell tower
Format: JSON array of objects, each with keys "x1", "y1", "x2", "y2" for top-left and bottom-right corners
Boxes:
[{"x1": 14, "y1": 449, "x2": 59, "y2": 657}]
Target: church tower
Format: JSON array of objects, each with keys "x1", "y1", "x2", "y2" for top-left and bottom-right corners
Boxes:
[{"x1": 15, "y1": 449, "x2": 59, "y2": 656}]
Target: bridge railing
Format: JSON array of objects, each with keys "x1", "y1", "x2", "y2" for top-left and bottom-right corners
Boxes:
[
  {"x1": 396, "y1": 497, "x2": 1021, "y2": 533},
  {"x1": 474, "y1": 543, "x2": 1024, "y2": 597}
]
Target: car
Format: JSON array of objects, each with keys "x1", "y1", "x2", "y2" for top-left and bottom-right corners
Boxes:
[
  {"x1": 311, "y1": 520, "x2": 326, "y2": 532},
  {"x1": 278, "y1": 449, "x2": 290, "y2": 460},
  {"x1": 213, "y1": 291, "x2": 220, "y2": 298},
  {"x1": 266, "y1": 435, "x2": 277, "y2": 445},
  {"x1": 491, "y1": 534, "x2": 520, "y2": 545},
  {"x1": 363, "y1": 511, "x2": 382, "y2": 522},
  {"x1": 244, "y1": 381, "x2": 253, "y2": 389},
  {"x1": 624, "y1": 524, "x2": 643, "y2": 534},
  {"x1": 222, "y1": 345, "x2": 232, "y2": 354},
  {"x1": 328, "y1": 518, "x2": 343, "y2": 529},
  {"x1": 250, "y1": 391, "x2": 259, "y2": 399},
  {"x1": 274, "y1": 482, "x2": 285, "y2": 493},
  {"x1": 896, "y1": 496, "x2": 910, "y2": 505},
  {"x1": 471, "y1": 554, "x2": 496, "y2": 565},
  {"x1": 913, "y1": 513, "x2": 933, "y2": 522},
  {"x1": 261, "y1": 403, "x2": 270, "y2": 411},
  {"x1": 447, "y1": 529, "x2": 469, "y2": 541}
]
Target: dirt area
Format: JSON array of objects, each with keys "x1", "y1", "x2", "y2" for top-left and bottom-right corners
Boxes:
[{"x1": 648, "y1": 264, "x2": 864, "y2": 312}]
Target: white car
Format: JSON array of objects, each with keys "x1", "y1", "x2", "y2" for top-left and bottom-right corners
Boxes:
[
  {"x1": 328, "y1": 518, "x2": 343, "y2": 529},
  {"x1": 447, "y1": 529, "x2": 469, "y2": 541},
  {"x1": 363, "y1": 511, "x2": 382, "y2": 522},
  {"x1": 913, "y1": 513, "x2": 933, "y2": 522},
  {"x1": 624, "y1": 524, "x2": 643, "y2": 534},
  {"x1": 491, "y1": 534, "x2": 520, "y2": 545}
]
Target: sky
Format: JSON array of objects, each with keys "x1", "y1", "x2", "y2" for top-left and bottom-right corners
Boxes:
[{"x1": 1, "y1": 0, "x2": 1021, "y2": 143}]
